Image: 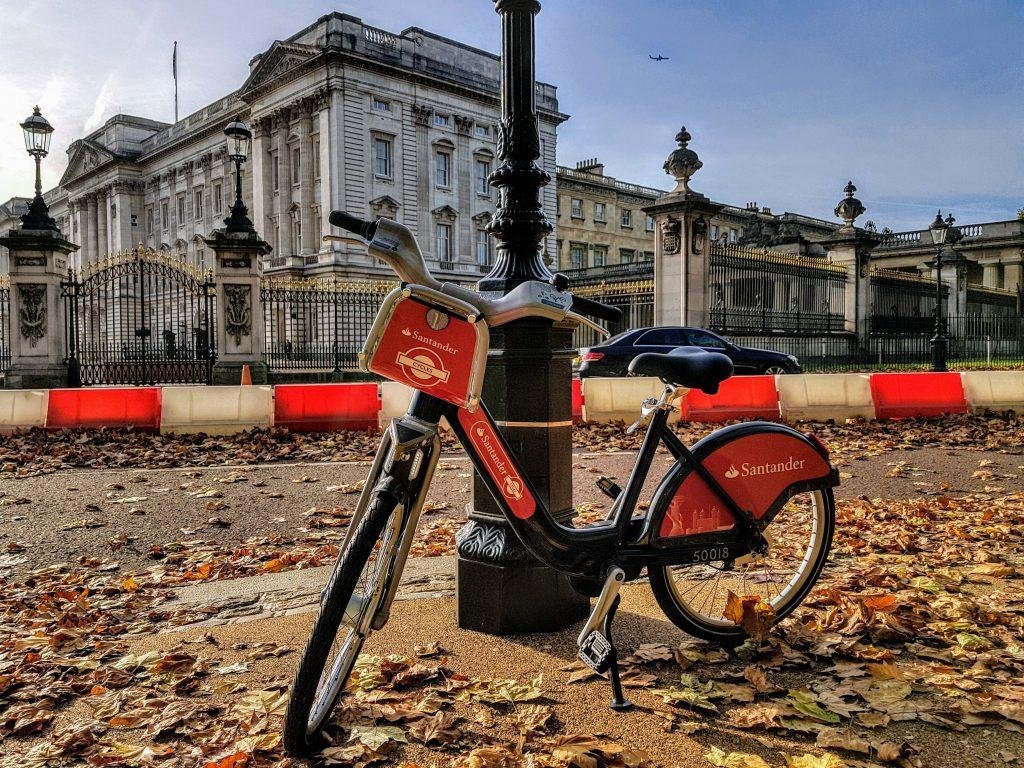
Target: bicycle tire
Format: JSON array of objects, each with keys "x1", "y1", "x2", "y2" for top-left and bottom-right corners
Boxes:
[
  {"x1": 650, "y1": 487, "x2": 835, "y2": 645},
  {"x1": 284, "y1": 478, "x2": 403, "y2": 756}
]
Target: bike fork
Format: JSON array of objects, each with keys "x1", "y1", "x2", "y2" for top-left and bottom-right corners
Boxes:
[{"x1": 576, "y1": 567, "x2": 633, "y2": 711}]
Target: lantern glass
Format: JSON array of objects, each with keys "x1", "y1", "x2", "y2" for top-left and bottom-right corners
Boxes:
[
  {"x1": 928, "y1": 211, "x2": 948, "y2": 246},
  {"x1": 224, "y1": 120, "x2": 251, "y2": 163},
  {"x1": 20, "y1": 106, "x2": 54, "y2": 157}
]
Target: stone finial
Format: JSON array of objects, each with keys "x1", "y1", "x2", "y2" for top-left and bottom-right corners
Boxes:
[
  {"x1": 834, "y1": 180, "x2": 866, "y2": 228},
  {"x1": 663, "y1": 126, "x2": 703, "y2": 193}
]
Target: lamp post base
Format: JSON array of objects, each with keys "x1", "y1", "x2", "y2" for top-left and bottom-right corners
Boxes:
[{"x1": 930, "y1": 334, "x2": 948, "y2": 372}]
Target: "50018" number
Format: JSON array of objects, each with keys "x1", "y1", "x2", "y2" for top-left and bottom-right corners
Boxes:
[{"x1": 692, "y1": 546, "x2": 729, "y2": 562}]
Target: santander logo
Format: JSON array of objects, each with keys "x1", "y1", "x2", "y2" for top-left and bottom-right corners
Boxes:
[{"x1": 724, "y1": 456, "x2": 806, "y2": 479}]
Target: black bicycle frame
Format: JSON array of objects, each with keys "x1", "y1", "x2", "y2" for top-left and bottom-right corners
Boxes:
[{"x1": 403, "y1": 390, "x2": 763, "y2": 582}]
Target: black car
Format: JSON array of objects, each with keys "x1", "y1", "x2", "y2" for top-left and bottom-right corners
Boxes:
[{"x1": 578, "y1": 326, "x2": 801, "y2": 378}]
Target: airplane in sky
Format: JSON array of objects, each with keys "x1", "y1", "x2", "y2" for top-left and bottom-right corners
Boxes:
[{"x1": 649, "y1": 54, "x2": 669, "y2": 61}]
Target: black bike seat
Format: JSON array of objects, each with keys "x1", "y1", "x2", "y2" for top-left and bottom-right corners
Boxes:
[{"x1": 628, "y1": 347, "x2": 734, "y2": 394}]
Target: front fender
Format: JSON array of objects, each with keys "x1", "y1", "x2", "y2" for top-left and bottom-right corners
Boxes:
[{"x1": 646, "y1": 421, "x2": 838, "y2": 544}]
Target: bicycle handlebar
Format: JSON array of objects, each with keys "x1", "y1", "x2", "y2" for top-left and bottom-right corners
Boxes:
[
  {"x1": 570, "y1": 294, "x2": 622, "y2": 324},
  {"x1": 329, "y1": 211, "x2": 376, "y2": 240}
]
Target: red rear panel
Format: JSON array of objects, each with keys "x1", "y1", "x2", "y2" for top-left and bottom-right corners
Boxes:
[
  {"x1": 659, "y1": 432, "x2": 832, "y2": 539},
  {"x1": 368, "y1": 297, "x2": 483, "y2": 408}
]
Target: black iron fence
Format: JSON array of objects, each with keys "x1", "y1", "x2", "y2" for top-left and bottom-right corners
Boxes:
[
  {"x1": 261, "y1": 276, "x2": 394, "y2": 372},
  {"x1": 707, "y1": 242, "x2": 847, "y2": 334},
  {"x1": 571, "y1": 279, "x2": 655, "y2": 350},
  {"x1": 0, "y1": 276, "x2": 10, "y2": 374},
  {"x1": 62, "y1": 248, "x2": 216, "y2": 386},
  {"x1": 869, "y1": 267, "x2": 945, "y2": 334}
]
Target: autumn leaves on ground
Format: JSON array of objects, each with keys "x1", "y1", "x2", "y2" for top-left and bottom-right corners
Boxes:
[{"x1": 2, "y1": 415, "x2": 1024, "y2": 768}]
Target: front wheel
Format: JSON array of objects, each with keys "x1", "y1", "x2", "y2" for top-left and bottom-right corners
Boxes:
[
  {"x1": 650, "y1": 488, "x2": 834, "y2": 645},
  {"x1": 284, "y1": 478, "x2": 404, "y2": 756}
]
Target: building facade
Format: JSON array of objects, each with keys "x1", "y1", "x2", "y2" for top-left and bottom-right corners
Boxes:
[{"x1": 0, "y1": 13, "x2": 566, "y2": 281}]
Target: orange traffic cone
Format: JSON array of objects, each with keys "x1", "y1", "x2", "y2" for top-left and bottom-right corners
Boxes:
[{"x1": 240, "y1": 364, "x2": 252, "y2": 386}]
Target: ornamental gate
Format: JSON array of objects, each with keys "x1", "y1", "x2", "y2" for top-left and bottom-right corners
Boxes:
[{"x1": 62, "y1": 247, "x2": 216, "y2": 386}]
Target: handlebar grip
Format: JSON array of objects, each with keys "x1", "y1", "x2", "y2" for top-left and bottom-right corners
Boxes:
[
  {"x1": 329, "y1": 211, "x2": 377, "y2": 240},
  {"x1": 571, "y1": 294, "x2": 622, "y2": 324}
]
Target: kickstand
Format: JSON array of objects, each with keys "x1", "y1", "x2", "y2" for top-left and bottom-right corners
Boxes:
[{"x1": 603, "y1": 595, "x2": 633, "y2": 712}]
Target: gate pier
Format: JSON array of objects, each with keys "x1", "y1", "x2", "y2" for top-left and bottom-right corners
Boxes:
[
  {"x1": 0, "y1": 226, "x2": 78, "y2": 389},
  {"x1": 206, "y1": 228, "x2": 272, "y2": 385}
]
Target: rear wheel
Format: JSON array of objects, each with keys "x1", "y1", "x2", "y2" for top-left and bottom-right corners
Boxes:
[
  {"x1": 650, "y1": 488, "x2": 834, "y2": 645},
  {"x1": 284, "y1": 478, "x2": 404, "y2": 756},
  {"x1": 763, "y1": 364, "x2": 789, "y2": 375}
]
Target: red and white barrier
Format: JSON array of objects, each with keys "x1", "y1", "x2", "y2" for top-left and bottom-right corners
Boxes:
[{"x1": 0, "y1": 371, "x2": 1020, "y2": 433}]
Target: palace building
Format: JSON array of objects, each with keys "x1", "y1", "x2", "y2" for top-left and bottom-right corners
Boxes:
[{"x1": 0, "y1": 13, "x2": 566, "y2": 280}]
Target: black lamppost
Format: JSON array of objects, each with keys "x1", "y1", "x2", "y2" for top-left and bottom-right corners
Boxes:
[
  {"x1": 223, "y1": 118, "x2": 253, "y2": 233},
  {"x1": 928, "y1": 211, "x2": 950, "y2": 371},
  {"x1": 19, "y1": 106, "x2": 58, "y2": 231}
]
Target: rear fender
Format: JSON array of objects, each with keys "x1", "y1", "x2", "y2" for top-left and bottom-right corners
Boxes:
[{"x1": 646, "y1": 421, "x2": 838, "y2": 544}]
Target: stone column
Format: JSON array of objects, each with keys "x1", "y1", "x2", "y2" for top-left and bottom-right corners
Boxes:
[
  {"x1": 205, "y1": 227, "x2": 272, "y2": 384},
  {"x1": 0, "y1": 226, "x2": 80, "y2": 388},
  {"x1": 276, "y1": 115, "x2": 294, "y2": 256},
  {"x1": 85, "y1": 194, "x2": 98, "y2": 265},
  {"x1": 97, "y1": 188, "x2": 109, "y2": 258},
  {"x1": 821, "y1": 182, "x2": 878, "y2": 349},
  {"x1": 252, "y1": 119, "x2": 270, "y2": 238},
  {"x1": 317, "y1": 95, "x2": 332, "y2": 252},
  {"x1": 644, "y1": 127, "x2": 722, "y2": 327},
  {"x1": 297, "y1": 108, "x2": 315, "y2": 256}
]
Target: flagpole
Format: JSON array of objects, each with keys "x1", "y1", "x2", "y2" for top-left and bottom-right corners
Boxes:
[{"x1": 173, "y1": 41, "x2": 179, "y2": 123}]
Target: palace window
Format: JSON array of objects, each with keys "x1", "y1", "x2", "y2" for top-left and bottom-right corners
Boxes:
[
  {"x1": 711, "y1": 224, "x2": 720, "y2": 240},
  {"x1": 570, "y1": 243, "x2": 587, "y2": 269},
  {"x1": 292, "y1": 211, "x2": 302, "y2": 253},
  {"x1": 436, "y1": 223, "x2": 453, "y2": 264},
  {"x1": 475, "y1": 159, "x2": 491, "y2": 195},
  {"x1": 161, "y1": 201, "x2": 169, "y2": 231},
  {"x1": 313, "y1": 139, "x2": 321, "y2": 179},
  {"x1": 475, "y1": 228, "x2": 491, "y2": 266},
  {"x1": 213, "y1": 183, "x2": 223, "y2": 214},
  {"x1": 435, "y1": 150, "x2": 451, "y2": 188},
  {"x1": 273, "y1": 154, "x2": 280, "y2": 190},
  {"x1": 474, "y1": 124, "x2": 491, "y2": 138},
  {"x1": 433, "y1": 113, "x2": 450, "y2": 127},
  {"x1": 729, "y1": 228, "x2": 738, "y2": 243},
  {"x1": 646, "y1": 215, "x2": 655, "y2": 232},
  {"x1": 593, "y1": 245, "x2": 607, "y2": 267},
  {"x1": 176, "y1": 195, "x2": 185, "y2": 226},
  {"x1": 594, "y1": 202, "x2": 606, "y2": 222},
  {"x1": 194, "y1": 188, "x2": 204, "y2": 220},
  {"x1": 292, "y1": 148, "x2": 300, "y2": 185},
  {"x1": 620, "y1": 208, "x2": 632, "y2": 228},
  {"x1": 372, "y1": 98, "x2": 390, "y2": 112},
  {"x1": 374, "y1": 137, "x2": 393, "y2": 178},
  {"x1": 620, "y1": 248, "x2": 634, "y2": 264},
  {"x1": 145, "y1": 208, "x2": 153, "y2": 234},
  {"x1": 570, "y1": 198, "x2": 583, "y2": 219},
  {"x1": 643, "y1": 250, "x2": 654, "y2": 261}
]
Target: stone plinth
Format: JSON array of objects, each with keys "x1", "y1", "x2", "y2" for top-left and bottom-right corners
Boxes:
[
  {"x1": 205, "y1": 228, "x2": 272, "y2": 385},
  {"x1": 0, "y1": 227, "x2": 79, "y2": 388}
]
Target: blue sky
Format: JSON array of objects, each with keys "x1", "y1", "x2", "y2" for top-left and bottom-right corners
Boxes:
[{"x1": 0, "y1": 0, "x2": 1019, "y2": 230}]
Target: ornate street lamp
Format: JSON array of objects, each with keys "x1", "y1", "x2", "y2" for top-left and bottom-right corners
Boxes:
[
  {"x1": 223, "y1": 118, "x2": 253, "y2": 233},
  {"x1": 928, "y1": 211, "x2": 950, "y2": 371},
  {"x1": 19, "y1": 106, "x2": 58, "y2": 230}
]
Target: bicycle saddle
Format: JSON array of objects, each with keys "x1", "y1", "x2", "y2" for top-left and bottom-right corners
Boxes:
[{"x1": 628, "y1": 347, "x2": 734, "y2": 394}]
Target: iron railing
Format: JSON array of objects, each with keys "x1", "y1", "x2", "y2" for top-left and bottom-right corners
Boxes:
[
  {"x1": 707, "y1": 242, "x2": 847, "y2": 334},
  {"x1": 62, "y1": 248, "x2": 216, "y2": 386},
  {"x1": 869, "y1": 267, "x2": 946, "y2": 334},
  {"x1": 571, "y1": 279, "x2": 655, "y2": 350},
  {"x1": 261, "y1": 276, "x2": 394, "y2": 371},
  {"x1": 0, "y1": 276, "x2": 10, "y2": 374}
]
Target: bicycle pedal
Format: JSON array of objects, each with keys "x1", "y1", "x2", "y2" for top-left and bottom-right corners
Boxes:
[
  {"x1": 596, "y1": 476, "x2": 622, "y2": 500},
  {"x1": 578, "y1": 631, "x2": 613, "y2": 673}
]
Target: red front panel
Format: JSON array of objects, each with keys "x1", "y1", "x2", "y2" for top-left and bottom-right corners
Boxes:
[
  {"x1": 659, "y1": 432, "x2": 831, "y2": 539},
  {"x1": 458, "y1": 408, "x2": 536, "y2": 520},
  {"x1": 369, "y1": 298, "x2": 481, "y2": 408}
]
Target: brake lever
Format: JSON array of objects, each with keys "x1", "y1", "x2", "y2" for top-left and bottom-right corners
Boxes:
[{"x1": 566, "y1": 311, "x2": 610, "y2": 338}]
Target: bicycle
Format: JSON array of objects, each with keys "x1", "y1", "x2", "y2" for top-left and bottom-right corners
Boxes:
[{"x1": 283, "y1": 211, "x2": 839, "y2": 756}]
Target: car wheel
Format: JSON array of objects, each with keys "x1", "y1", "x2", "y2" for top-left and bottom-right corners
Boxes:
[{"x1": 763, "y1": 365, "x2": 789, "y2": 375}]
